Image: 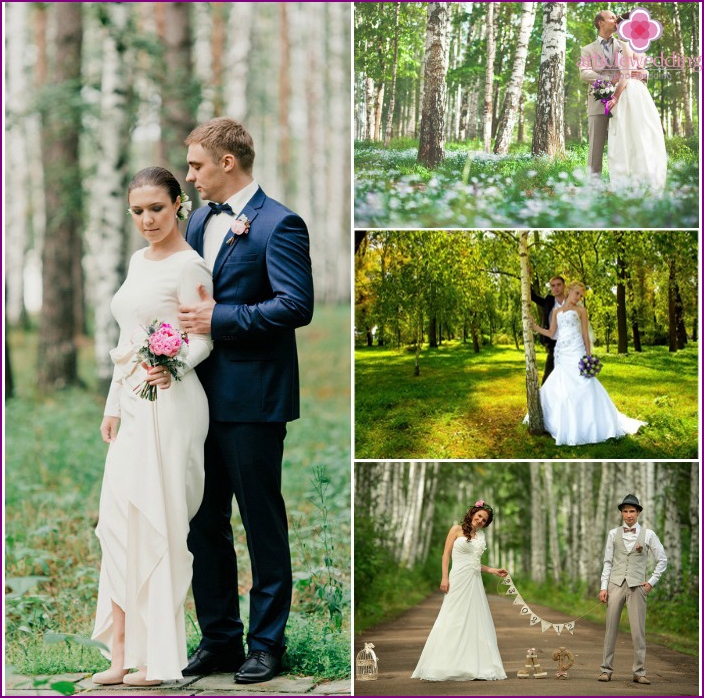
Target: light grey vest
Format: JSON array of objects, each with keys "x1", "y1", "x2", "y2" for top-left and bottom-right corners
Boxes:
[{"x1": 610, "y1": 527, "x2": 648, "y2": 587}]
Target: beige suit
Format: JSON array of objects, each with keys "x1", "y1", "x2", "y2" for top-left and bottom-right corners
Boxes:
[{"x1": 579, "y1": 37, "x2": 623, "y2": 174}]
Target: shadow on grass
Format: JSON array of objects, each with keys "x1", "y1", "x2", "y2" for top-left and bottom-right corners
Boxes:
[{"x1": 355, "y1": 342, "x2": 698, "y2": 459}]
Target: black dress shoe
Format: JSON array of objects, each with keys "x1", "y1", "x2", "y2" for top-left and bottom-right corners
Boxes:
[
  {"x1": 183, "y1": 646, "x2": 245, "y2": 676},
  {"x1": 234, "y1": 650, "x2": 282, "y2": 684}
]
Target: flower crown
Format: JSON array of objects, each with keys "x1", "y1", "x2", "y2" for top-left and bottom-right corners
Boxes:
[{"x1": 475, "y1": 499, "x2": 493, "y2": 513}]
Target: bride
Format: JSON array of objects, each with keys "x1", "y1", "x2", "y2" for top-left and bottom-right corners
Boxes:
[
  {"x1": 411, "y1": 502, "x2": 507, "y2": 682},
  {"x1": 607, "y1": 13, "x2": 668, "y2": 190},
  {"x1": 532, "y1": 281, "x2": 646, "y2": 446}
]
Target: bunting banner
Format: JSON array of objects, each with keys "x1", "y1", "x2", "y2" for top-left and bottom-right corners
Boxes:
[{"x1": 497, "y1": 573, "x2": 601, "y2": 636}]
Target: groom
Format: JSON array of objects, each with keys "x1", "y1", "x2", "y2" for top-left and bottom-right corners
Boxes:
[
  {"x1": 579, "y1": 10, "x2": 623, "y2": 176},
  {"x1": 178, "y1": 117, "x2": 314, "y2": 683},
  {"x1": 531, "y1": 276, "x2": 565, "y2": 384},
  {"x1": 597, "y1": 494, "x2": 667, "y2": 685}
]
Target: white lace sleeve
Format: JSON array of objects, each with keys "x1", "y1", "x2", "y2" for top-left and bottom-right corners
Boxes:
[{"x1": 177, "y1": 255, "x2": 214, "y2": 373}]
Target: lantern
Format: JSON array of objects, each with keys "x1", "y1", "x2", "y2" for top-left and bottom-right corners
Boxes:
[{"x1": 355, "y1": 642, "x2": 378, "y2": 681}]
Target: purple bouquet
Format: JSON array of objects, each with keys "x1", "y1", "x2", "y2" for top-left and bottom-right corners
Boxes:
[
  {"x1": 579, "y1": 354, "x2": 602, "y2": 378},
  {"x1": 591, "y1": 79, "x2": 616, "y2": 117}
]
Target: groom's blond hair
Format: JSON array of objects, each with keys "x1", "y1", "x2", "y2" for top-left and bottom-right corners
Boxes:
[{"x1": 186, "y1": 117, "x2": 255, "y2": 174}]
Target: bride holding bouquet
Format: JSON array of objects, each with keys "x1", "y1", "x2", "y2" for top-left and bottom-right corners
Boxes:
[{"x1": 530, "y1": 281, "x2": 645, "y2": 446}]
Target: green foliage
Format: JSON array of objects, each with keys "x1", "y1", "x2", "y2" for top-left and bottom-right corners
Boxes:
[
  {"x1": 355, "y1": 342, "x2": 698, "y2": 459},
  {"x1": 5, "y1": 306, "x2": 351, "y2": 680},
  {"x1": 355, "y1": 141, "x2": 700, "y2": 228}
]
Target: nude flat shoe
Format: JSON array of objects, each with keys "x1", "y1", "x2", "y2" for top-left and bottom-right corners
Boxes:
[
  {"x1": 92, "y1": 668, "x2": 128, "y2": 685},
  {"x1": 123, "y1": 669, "x2": 162, "y2": 687}
]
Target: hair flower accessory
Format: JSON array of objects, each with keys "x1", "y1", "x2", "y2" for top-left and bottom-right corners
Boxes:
[
  {"x1": 177, "y1": 191, "x2": 192, "y2": 221},
  {"x1": 475, "y1": 499, "x2": 485, "y2": 507},
  {"x1": 226, "y1": 213, "x2": 251, "y2": 245}
]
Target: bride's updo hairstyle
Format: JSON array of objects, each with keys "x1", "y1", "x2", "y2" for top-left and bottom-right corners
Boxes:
[
  {"x1": 461, "y1": 502, "x2": 494, "y2": 541},
  {"x1": 566, "y1": 281, "x2": 587, "y2": 297},
  {"x1": 128, "y1": 166, "x2": 181, "y2": 204},
  {"x1": 616, "y1": 11, "x2": 631, "y2": 25}
]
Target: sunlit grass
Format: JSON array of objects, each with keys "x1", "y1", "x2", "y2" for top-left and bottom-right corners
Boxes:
[
  {"x1": 5, "y1": 305, "x2": 351, "y2": 679},
  {"x1": 355, "y1": 341, "x2": 698, "y2": 459}
]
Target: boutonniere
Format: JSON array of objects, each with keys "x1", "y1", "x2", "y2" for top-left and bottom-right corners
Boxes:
[
  {"x1": 635, "y1": 543, "x2": 643, "y2": 553},
  {"x1": 226, "y1": 214, "x2": 250, "y2": 245}
]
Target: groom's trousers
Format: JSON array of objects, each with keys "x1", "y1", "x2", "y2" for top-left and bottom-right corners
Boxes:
[
  {"x1": 187, "y1": 421, "x2": 291, "y2": 657},
  {"x1": 600, "y1": 581, "x2": 648, "y2": 677},
  {"x1": 587, "y1": 114, "x2": 609, "y2": 175}
]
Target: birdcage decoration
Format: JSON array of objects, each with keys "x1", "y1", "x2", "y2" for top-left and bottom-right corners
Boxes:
[{"x1": 355, "y1": 642, "x2": 378, "y2": 681}]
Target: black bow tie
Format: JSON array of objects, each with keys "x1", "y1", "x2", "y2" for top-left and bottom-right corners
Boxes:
[
  {"x1": 624, "y1": 527, "x2": 636, "y2": 533},
  {"x1": 208, "y1": 202, "x2": 234, "y2": 215}
]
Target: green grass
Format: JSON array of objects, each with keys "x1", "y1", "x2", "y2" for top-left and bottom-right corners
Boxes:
[
  {"x1": 355, "y1": 138, "x2": 699, "y2": 228},
  {"x1": 5, "y1": 305, "x2": 351, "y2": 680},
  {"x1": 355, "y1": 341, "x2": 698, "y2": 459}
]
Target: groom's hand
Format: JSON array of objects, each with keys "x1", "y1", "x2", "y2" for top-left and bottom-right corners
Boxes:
[
  {"x1": 178, "y1": 285, "x2": 216, "y2": 335},
  {"x1": 599, "y1": 590, "x2": 608, "y2": 603}
]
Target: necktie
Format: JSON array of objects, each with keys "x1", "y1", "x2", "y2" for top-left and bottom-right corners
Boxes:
[
  {"x1": 208, "y1": 202, "x2": 234, "y2": 215},
  {"x1": 602, "y1": 38, "x2": 613, "y2": 65},
  {"x1": 624, "y1": 527, "x2": 636, "y2": 533}
]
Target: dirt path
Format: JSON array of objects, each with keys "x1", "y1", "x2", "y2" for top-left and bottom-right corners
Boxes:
[{"x1": 354, "y1": 592, "x2": 699, "y2": 696}]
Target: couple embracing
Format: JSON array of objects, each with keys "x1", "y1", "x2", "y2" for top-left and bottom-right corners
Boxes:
[
  {"x1": 91, "y1": 118, "x2": 314, "y2": 686},
  {"x1": 580, "y1": 9, "x2": 667, "y2": 189}
]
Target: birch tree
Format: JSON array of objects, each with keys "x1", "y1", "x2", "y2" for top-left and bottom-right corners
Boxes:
[
  {"x1": 417, "y1": 2, "x2": 450, "y2": 168},
  {"x1": 494, "y1": 2, "x2": 536, "y2": 155},
  {"x1": 86, "y1": 3, "x2": 133, "y2": 392},
  {"x1": 482, "y1": 2, "x2": 495, "y2": 153},
  {"x1": 531, "y1": 2, "x2": 566, "y2": 157},
  {"x1": 529, "y1": 462, "x2": 546, "y2": 583},
  {"x1": 542, "y1": 462, "x2": 561, "y2": 582},
  {"x1": 384, "y1": 2, "x2": 401, "y2": 147},
  {"x1": 688, "y1": 462, "x2": 698, "y2": 592}
]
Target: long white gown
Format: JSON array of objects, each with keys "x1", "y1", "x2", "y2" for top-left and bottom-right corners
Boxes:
[
  {"x1": 608, "y1": 55, "x2": 667, "y2": 190},
  {"x1": 92, "y1": 249, "x2": 213, "y2": 681},
  {"x1": 411, "y1": 531, "x2": 506, "y2": 682},
  {"x1": 539, "y1": 309, "x2": 645, "y2": 446}
]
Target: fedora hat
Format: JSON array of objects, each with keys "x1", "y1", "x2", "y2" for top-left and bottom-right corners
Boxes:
[{"x1": 617, "y1": 494, "x2": 642, "y2": 511}]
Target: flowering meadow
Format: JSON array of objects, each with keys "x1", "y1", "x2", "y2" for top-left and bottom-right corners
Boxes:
[{"x1": 354, "y1": 138, "x2": 699, "y2": 229}]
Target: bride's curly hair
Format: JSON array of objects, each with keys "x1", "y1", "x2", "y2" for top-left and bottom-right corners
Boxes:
[{"x1": 461, "y1": 503, "x2": 494, "y2": 541}]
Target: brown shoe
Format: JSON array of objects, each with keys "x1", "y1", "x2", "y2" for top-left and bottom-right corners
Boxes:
[
  {"x1": 597, "y1": 673, "x2": 611, "y2": 682},
  {"x1": 633, "y1": 675, "x2": 651, "y2": 684}
]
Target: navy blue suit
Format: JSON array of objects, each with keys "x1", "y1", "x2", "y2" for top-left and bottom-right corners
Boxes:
[{"x1": 185, "y1": 186, "x2": 314, "y2": 657}]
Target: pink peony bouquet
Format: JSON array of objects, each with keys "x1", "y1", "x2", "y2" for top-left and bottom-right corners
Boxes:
[{"x1": 135, "y1": 320, "x2": 189, "y2": 401}]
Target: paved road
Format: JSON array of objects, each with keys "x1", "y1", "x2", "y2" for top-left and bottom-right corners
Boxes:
[{"x1": 354, "y1": 592, "x2": 699, "y2": 696}]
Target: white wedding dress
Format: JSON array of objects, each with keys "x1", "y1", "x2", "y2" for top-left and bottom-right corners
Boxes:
[
  {"x1": 92, "y1": 249, "x2": 213, "y2": 681},
  {"x1": 411, "y1": 531, "x2": 506, "y2": 681},
  {"x1": 539, "y1": 309, "x2": 645, "y2": 446},
  {"x1": 608, "y1": 58, "x2": 667, "y2": 190}
]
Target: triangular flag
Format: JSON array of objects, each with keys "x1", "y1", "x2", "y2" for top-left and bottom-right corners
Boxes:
[
  {"x1": 530, "y1": 614, "x2": 541, "y2": 626},
  {"x1": 512, "y1": 595, "x2": 524, "y2": 606},
  {"x1": 520, "y1": 605, "x2": 531, "y2": 616},
  {"x1": 554, "y1": 624, "x2": 564, "y2": 635},
  {"x1": 565, "y1": 622, "x2": 575, "y2": 635},
  {"x1": 506, "y1": 586, "x2": 518, "y2": 595},
  {"x1": 541, "y1": 620, "x2": 551, "y2": 632},
  {"x1": 500, "y1": 576, "x2": 512, "y2": 586}
]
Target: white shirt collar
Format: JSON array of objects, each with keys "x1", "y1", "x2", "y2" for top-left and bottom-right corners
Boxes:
[{"x1": 215, "y1": 179, "x2": 259, "y2": 218}]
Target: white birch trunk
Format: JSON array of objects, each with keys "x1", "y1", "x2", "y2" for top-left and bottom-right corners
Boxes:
[
  {"x1": 364, "y1": 77, "x2": 376, "y2": 140},
  {"x1": 5, "y1": 2, "x2": 31, "y2": 325},
  {"x1": 520, "y1": 232, "x2": 544, "y2": 431},
  {"x1": 662, "y1": 466, "x2": 682, "y2": 595},
  {"x1": 494, "y1": 2, "x2": 536, "y2": 154},
  {"x1": 531, "y1": 2, "x2": 566, "y2": 156},
  {"x1": 578, "y1": 466, "x2": 593, "y2": 583},
  {"x1": 193, "y1": 2, "x2": 215, "y2": 121},
  {"x1": 224, "y1": 2, "x2": 253, "y2": 120},
  {"x1": 529, "y1": 462, "x2": 546, "y2": 582},
  {"x1": 86, "y1": 3, "x2": 132, "y2": 388},
  {"x1": 482, "y1": 2, "x2": 495, "y2": 152},
  {"x1": 689, "y1": 462, "x2": 699, "y2": 591},
  {"x1": 542, "y1": 462, "x2": 561, "y2": 582}
]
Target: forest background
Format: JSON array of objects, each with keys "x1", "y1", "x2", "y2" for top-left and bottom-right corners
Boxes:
[
  {"x1": 354, "y1": 1, "x2": 700, "y2": 228},
  {"x1": 354, "y1": 461, "x2": 699, "y2": 657},
  {"x1": 4, "y1": 2, "x2": 351, "y2": 684},
  {"x1": 355, "y1": 230, "x2": 699, "y2": 459}
]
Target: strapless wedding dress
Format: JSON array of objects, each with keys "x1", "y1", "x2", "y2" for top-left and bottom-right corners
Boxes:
[
  {"x1": 539, "y1": 309, "x2": 645, "y2": 446},
  {"x1": 411, "y1": 531, "x2": 506, "y2": 681}
]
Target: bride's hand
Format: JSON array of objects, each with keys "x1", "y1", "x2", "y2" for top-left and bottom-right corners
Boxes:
[
  {"x1": 143, "y1": 363, "x2": 173, "y2": 390},
  {"x1": 100, "y1": 416, "x2": 120, "y2": 443},
  {"x1": 440, "y1": 578, "x2": 449, "y2": 593},
  {"x1": 495, "y1": 568, "x2": 508, "y2": 578},
  {"x1": 607, "y1": 97, "x2": 618, "y2": 112}
]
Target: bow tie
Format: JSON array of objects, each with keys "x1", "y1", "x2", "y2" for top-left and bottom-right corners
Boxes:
[
  {"x1": 208, "y1": 202, "x2": 234, "y2": 215},
  {"x1": 624, "y1": 527, "x2": 636, "y2": 533}
]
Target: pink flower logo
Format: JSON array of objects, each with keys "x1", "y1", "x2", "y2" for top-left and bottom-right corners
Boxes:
[{"x1": 618, "y1": 7, "x2": 663, "y2": 53}]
